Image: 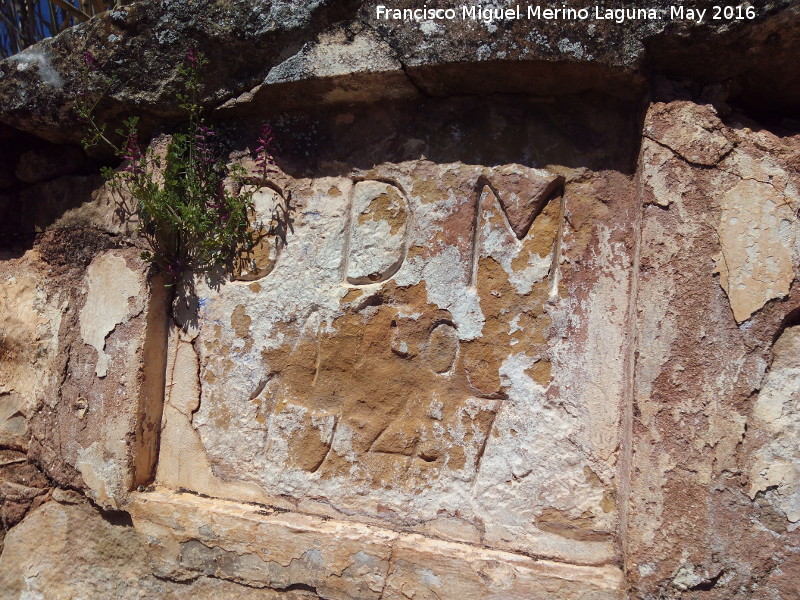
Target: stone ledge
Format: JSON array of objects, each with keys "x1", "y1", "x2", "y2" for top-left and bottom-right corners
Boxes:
[
  {"x1": 129, "y1": 489, "x2": 623, "y2": 599},
  {"x1": 1, "y1": 0, "x2": 799, "y2": 145}
]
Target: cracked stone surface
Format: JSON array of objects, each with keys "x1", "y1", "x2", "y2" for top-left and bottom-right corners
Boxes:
[
  {"x1": 629, "y1": 100, "x2": 800, "y2": 597},
  {"x1": 129, "y1": 490, "x2": 623, "y2": 599},
  {"x1": 0, "y1": 0, "x2": 799, "y2": 144},
  {"x1": 155, "y1": 159, "x2": 628, "y2": 572},
  {"x1": 0, "y1": 494, "x2": 318, "y2": 600},
  {"x1": 13, "y1": 244, "x2": 170, "y2": 511},
  {"x1": 1, "y1": 2, "x2": 800, "y2": 599}
]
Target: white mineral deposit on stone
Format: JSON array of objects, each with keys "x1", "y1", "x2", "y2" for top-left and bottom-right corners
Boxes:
[
  {"x1": 9, "y1": 48, "x2": 63, "y2": 88},
  {"x1": 79, "y1": 253, "x2": 142, "y2": 377},
  {"x1": 749, "y1": 326, "x2": 800, "y2": 523},
  {"x1": 716, "y1": 175, "x2": 797, "y2": 322}
]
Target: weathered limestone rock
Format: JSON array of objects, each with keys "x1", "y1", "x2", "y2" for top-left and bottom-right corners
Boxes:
[
  {"x1": 151, "y1": 158, "x2": 631, "y2": 580},
  {"x1": 27, "y1": 246, "x2": 168, "y2": 510},
  {"x1": 642, "y1": 101, "x2": 734, "y2": 167},
  {"x1": 0, "y1": 0, "x2": 798, "y2": 145},
  {"x1": 748, "y1": 326, "x2": 800, "y2": 526},
  {"x1": 0, "y1": 449, "x2": 49, "y2": 553},
  {"x1": 715, "y1": 143, "x2": 800, "y2": 323},
  {"x1": 1, "y1": 2, "x2": 800, "y2": 598},
  {"x1": 0, "y1": 496, "x2": 317, "y2": 600},
  {"x1": 0, "y1": 253, "x2": 60, "y2": 450},
  {"x1": 129, "y1": 489, "x2": 623, "y2": 599},
  {"x1": 642, "y1": 101, "x2": 800, "y2": 324},
  {"x1": 629, "y1": 100, "x2": 800, "y2": 597}
]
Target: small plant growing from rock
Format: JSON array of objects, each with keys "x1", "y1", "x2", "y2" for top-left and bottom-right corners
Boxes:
[{"x1": 78, "y1": 48, "x2": 276, "y2": 284}]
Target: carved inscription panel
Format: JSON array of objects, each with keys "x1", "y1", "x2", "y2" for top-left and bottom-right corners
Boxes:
[{"x1": 158, "y1": 161, "x2": 625, "y2": 565}]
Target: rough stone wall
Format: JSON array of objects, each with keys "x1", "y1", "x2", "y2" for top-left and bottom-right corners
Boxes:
[
  {"x1": 629, "y1": 100, "x2": 800, "y2": 597},
  {"x1": 1, "y1": 2, "x2": 800, "y2": 599}
]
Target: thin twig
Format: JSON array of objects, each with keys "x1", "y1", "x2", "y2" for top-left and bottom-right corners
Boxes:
[{"x1": 48, "y1": 0, "x2": 90, "y2": 22}]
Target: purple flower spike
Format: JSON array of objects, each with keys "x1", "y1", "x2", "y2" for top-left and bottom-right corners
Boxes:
[
  {"x1": 82, "y1": 50, "x2": 98, "y2": 71},
  {"x1": 186, "y1": 46, "x2": 198, "y2": 69},
  {"x1": 122, "y1": 134, "x2": 144, "y2": 175},
  {"x1": 254, "y1": 123, "x2": 276, "y2": 179}
]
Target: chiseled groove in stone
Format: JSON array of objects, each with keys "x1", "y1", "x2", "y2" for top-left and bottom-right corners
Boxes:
[
  {"x1": 129, "y1": 489, "x2": 624, "y2": 599},
  {"x1": 467, "y1": 184, "x2": 488, "y2": 289},
  {"x1": 133, "y1": 272, "x2": 170, "y2": 489},
  {"x1": 618, "y1": 137, "x2": 648, "y2": 577},
  {"x1": 345, "y1": 178, "x2": 411, "y2": 285},
  {"x1": 547, "y1": 188, "x2": 566, "y2": 305}
]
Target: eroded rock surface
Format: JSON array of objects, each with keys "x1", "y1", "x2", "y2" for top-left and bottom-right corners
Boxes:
[
  {"x1": 0, "y1": 494, "x2": 317, "y2": 600},
  {"x1": 0, "y1": 449, "x2": 49, "y2": 553},
  {"x1": 0, "y1": 0, "x2": 798, "y2": 145},
  {"x1": 0, "y1": 257, "x2": 58, "y2": 450},
  {"x1": 630, "y1": 100, "x2": 800, "y2": 598},
  {"x1": 749, "y1": 326, "x2": 800, "y2": 526},
  {"x1": 129, "y1": 489, "x2": 622, "y2": 599},
  {"x1": 155, "y1": 159, "x2": 627, "y2": 573},
  {"x1": 27, "y1": 246, "x2": 168, "y2": 510},
  {"x1": 1, "y1": 1, "x2": 800, "y2": 599}
]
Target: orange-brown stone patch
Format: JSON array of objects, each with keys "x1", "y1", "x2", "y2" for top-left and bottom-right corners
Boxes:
[
  {"x1": 357, "y1": 189, "x2": 406, "y2": 235},
  {"x1": 231, "y1": 305, "x2": 252, "y2": 339},
  {"x1": 257, "y1": 282, "x2": 500, "y2": 491},
  {"x1": 340, "y1": 288, "x2": 365, "y2": 305}
]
